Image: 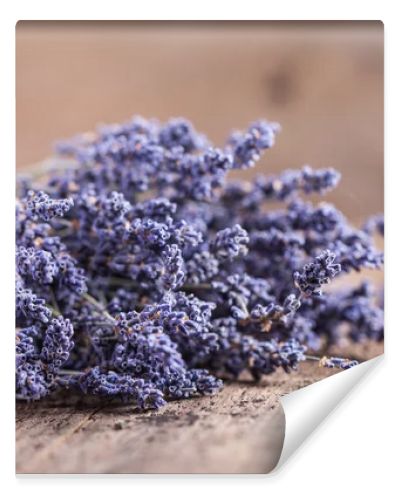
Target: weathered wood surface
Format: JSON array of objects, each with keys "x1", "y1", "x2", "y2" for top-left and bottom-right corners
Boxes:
[{"x1": 16, "y1": 344, "x2": 382, "y2": 474}]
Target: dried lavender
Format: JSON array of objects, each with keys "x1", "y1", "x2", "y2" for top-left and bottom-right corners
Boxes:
[
  {"x1": 293, "y1": 250, "x2": 341, "y2": 297},
  {"x1": 319, "y1": 357, "x2": 359, "y2": 370},
  {"x1": 15, "y1": 116, "x2": 384, "y2": 410}
]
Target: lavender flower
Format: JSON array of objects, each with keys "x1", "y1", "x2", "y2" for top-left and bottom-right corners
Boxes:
[
  {"x1": 16, "y1": 247, "x2": 58, "y2": 285},
  {"x1": 79, "y1": 367, "x2": 166, "y2": 410},
  {"x1": 211, "y1": 224, "x2": 249, "y2": 261},
  {"x1": 16, "y1": 283, "x2": 52, "y2": 324},
  {"x1": 185, "y1": 251, "x2": 219, "y2": 284},
  {"x1": 162, "y1": 244, "x2": 185, "y2": 290},
  {"x1": 319, "y1": 356, "x2": 359, "y2": 370},
  {"x1": 294, "y1": 250, "x2": 341, "y2": 296},
  {"x1": 15, "y1": 115, "x2": 383, "y2": 409},
  {"x1": 228, "y1": 121, "x2": 280, "y2": 169},
  {"x1": 363, "y1": 214, "x2": 384, "y2": 236},
  {"x1": 256, "y1": 166, "x2": 341, "y2": 200},
  {"x1": 159, "y1": 118, "x2": 207, "y2": 153},
  {"x1": 26, "y1": 190, "x2": 73, "y2": 221},
  {"x1": 41, "y1": 317, "x2": 74, "y2": 373},
  {"x1": 16, "y1": 361, "x2": 49, "y2": 400}
]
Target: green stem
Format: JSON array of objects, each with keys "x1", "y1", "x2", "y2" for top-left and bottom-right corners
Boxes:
[
  {"x1": 181, "y1": 283, "x2": 213, "y2": 292},
  {"x1": 305, "y1": 355, "x2": 321, "y2": 362},
  {"x1": 21, "y1": 157, "x2": 79, "y2": 180},
  {"x1": 58, "y1": 369, "x2": 84, "y2": 376},
  {"x1": 104, "y1": 276, "x2": 140, "y2": 289},
  {"x1": 49, "y1": 288, "x2": 61, "y2": 315},
  {"x1": 48, "y1": 304, "x2": 61, "y2": 318},
  {"x1": 75, "y1": 320, "x2": 114, "y2": 327},
  {"x1": 82, "y1": 293, "x2": 115, "y2": 323},
  {"x1": 103, "y1": 276, "x2": 213, "y2": 293},
  {"x1": 231, "y1": 292, "x2": 249, "y2": 318}
]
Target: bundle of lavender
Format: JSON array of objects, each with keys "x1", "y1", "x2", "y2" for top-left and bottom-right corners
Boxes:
[{"x1": 16, "y1": 117, "x2": 384, "y2": 410}]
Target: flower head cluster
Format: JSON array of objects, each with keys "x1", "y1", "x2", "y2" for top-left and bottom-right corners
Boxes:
[
  {"x1": 16, "y1": 116, "x2": 383, "y2": 409},
  {"x1": 293, "y1": 250, "x2": 341, "y2": 297},
  {"x1": 26, "y1": 190, "x2": 73, "y2": 221},
  {"x1": 211, "y1": 224, "x2": 249, "y2": 261}
]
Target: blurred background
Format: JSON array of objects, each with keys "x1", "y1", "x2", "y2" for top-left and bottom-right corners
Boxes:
[{"x1": 16, "y1": 21, "x2": 383, "y2": 224}]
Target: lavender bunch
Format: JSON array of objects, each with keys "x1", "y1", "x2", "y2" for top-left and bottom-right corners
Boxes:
[{"x1": 15, "y1": 116, "x2": 384, "y2": 409}]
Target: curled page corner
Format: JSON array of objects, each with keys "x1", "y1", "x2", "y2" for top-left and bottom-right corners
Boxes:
[{"x1": 275, "y1": 355, "x2": 383, "y2": 471}]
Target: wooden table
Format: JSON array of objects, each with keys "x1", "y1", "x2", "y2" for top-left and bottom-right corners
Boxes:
[{"x1": 16, "y1": 343, "x2": 382, "y2": 474}]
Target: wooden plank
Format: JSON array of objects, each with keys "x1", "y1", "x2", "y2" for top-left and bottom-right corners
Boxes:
[{"x1": 16, "y1": 344, "x2": 382, "y2": 474}]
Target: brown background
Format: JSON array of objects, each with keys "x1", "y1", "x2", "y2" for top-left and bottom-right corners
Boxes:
[{"x1": 16, "y1": 21, "x2": 383, "y2": 224}]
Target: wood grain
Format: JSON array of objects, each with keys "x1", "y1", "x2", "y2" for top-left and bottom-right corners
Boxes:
[{"x1": 16, "y1": 344, "x2": 382, "y2": 474}]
